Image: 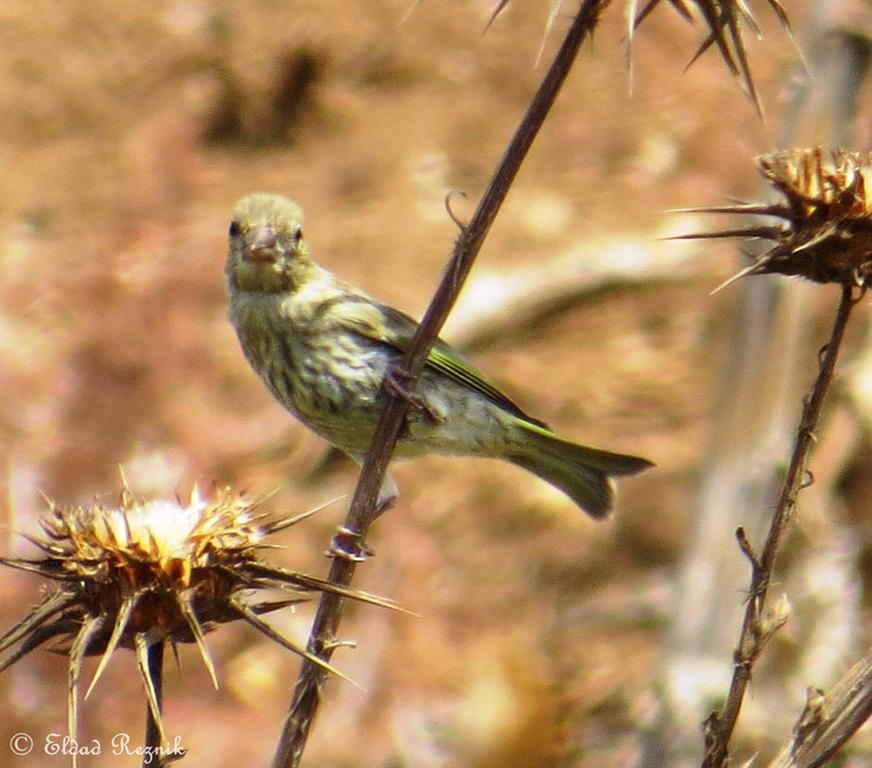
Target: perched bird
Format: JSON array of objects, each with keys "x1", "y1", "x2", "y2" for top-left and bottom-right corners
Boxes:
[{"x1": 226, "y1": 193, "x2": 652, "y2": 519}]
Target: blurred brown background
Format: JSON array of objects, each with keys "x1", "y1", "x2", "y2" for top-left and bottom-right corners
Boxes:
[{"x1": 0, "y1": 1, "x2": 870, "y2": 766}]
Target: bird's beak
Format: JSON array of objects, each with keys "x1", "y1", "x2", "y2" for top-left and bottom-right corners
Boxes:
[{"x1": 244, "y1": 224, "x2": 278, "y2": 262}]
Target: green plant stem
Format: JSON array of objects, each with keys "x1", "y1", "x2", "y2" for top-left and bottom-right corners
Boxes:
[
  {"x1": 702, "y1": 284, "x2": 861, "y2": 768},
  {"x1": 269, "y1": 3, "x2": 609, "y2": 767}
]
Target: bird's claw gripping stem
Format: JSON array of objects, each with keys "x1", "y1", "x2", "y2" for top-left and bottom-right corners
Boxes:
[{"x1": 383, "y1": 365, "x2": 443, "y2": 425}]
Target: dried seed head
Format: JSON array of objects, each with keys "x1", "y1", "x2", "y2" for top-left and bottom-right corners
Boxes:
[
  {"x1": 0, "y1": 483, "x2": 396, "y2": 756},
  {"x1": 39, "y1": 485, "x2": 262, "y2": 592},
  {"x1": 680, "y1": 148, "x2": 872, "y2": 288}
]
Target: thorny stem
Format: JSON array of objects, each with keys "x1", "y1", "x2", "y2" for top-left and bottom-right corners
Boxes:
[
  {"x1": 702, "y1": 284, "x2": 862, "y2": 768},
  {"x1": 270, "y1": 3, "x2": 609, "y2": 767}
]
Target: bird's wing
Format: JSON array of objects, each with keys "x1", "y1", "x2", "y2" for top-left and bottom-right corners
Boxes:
[{"x1": 331, "y1": 296, "x2": 547, "y2": 427}]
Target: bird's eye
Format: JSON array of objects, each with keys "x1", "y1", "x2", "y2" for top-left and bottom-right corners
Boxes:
[
  {"x1": 292, "y1": 227, "x2": 303, "y2": 244},
  {"x1": 229, "y1": 220, "x2": 242, "y2": 238}
]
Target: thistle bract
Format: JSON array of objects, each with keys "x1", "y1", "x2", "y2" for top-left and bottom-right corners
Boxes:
[{"x1": 0, "y1": 485, "x2": 395, "y2": 760}]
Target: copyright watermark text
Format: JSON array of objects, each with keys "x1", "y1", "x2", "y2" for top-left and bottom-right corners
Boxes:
[{"x1": 9, "y1": 732, "x2": 185, "y2": 763}]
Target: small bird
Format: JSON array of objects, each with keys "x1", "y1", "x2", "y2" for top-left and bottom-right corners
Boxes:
[{"x1": 225, "y1": 193, "x2": 652, "y2": 519}]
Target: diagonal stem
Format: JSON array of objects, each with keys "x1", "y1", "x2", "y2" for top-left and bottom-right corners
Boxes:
[
  {"x1": 702, "y1": 283, "x2": 861, "y2": 768},
  {"x1": 270, "y1": 3, "x2": 610, "y2": 767}
]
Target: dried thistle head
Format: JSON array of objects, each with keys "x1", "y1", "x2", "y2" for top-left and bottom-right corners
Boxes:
[
  {"x1": 680, "y1": 148, "x2": 872, "y2": 289},
  {"x1": 0, "y1": 484, "x2": 395, "y2": 754}
]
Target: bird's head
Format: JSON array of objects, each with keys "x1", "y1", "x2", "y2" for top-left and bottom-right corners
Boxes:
[{"x1": 226, "y1": 193, "x2": 315, "y2": 293}]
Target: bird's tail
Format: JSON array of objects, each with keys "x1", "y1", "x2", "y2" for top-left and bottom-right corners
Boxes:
[{"x1": 507, "y1": 421, "x2": 652, "y2": 519}]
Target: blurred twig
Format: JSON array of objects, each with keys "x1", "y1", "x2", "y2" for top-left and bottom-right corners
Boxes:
[
  {"x1": 768, "y1": 645, "x2": 872, "y2": 768},
  {"x1": 270, "y1": 3, "x2": 609, "y2": 766},
  {"x1": 442, "y1": 230, "x2": 706, "y2": 349},
  {"x1": 702, "y1": 284, "x2": 863, "y2": 768}
]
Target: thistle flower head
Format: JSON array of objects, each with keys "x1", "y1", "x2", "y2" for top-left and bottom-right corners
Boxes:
[
  {"x1": 0, "y1": 484, "x2": 395, "y2": 759},
  {"x1": 679, "y1": 148, "x2": 872, "y2": 289},
  {"x1": 39, "y1": 486, "x2": 263, "y2": 592}
]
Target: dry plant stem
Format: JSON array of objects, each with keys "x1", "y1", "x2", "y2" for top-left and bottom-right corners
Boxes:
[
  {"x1": 769, "y1": 644, "x2": 872, "y2": 768},
  {"x1": 702, "y1": 284, "x2": 861, "y2": 768},
  {"x1": 143, "y1": 641, "x2": 164, "y2": 768},
  {"x1": 270, "y1": 3, "x2": 609, "y2": 767}
]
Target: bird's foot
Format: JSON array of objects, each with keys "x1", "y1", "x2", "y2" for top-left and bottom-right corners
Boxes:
[
  {"x1": 383, "y1": 365, "x2": 443, "y2": 425},
  {"x1": 326, "y1": 525, "x2": 374, "y2": 562}
]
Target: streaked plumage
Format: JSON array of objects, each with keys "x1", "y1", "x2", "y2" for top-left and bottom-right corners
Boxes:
[{"x1": 225, "y1": 193, "x2": 652, "y2": 517}]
